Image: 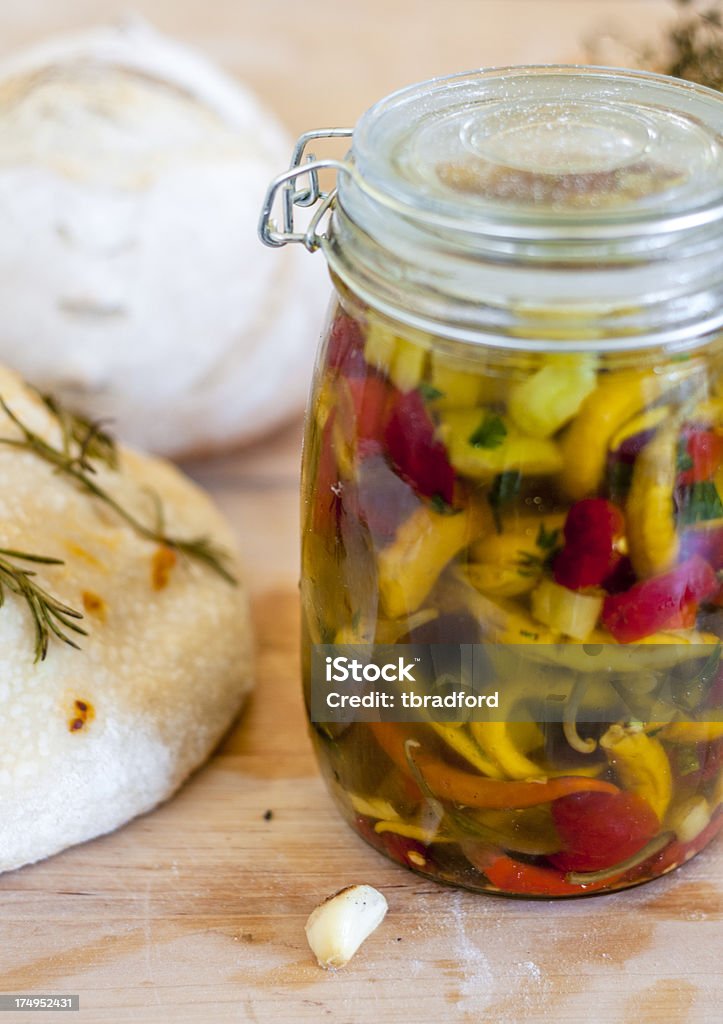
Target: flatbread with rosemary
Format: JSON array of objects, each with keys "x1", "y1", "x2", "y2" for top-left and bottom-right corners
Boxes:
[{"x1": 0, "y1": 366, "x2": 252, "y2": 873}]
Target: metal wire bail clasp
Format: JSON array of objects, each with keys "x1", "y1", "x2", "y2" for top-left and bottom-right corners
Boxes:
[{"x1": 258, "y1": 128, "x2": 353, "y2": 252}]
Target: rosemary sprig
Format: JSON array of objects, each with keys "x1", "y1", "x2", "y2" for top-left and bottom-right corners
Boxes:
[
  {"x1": 0, "y1": 547, "x2": 86, "y2": 662},
  {"x1": 37, "y1": 391, "x2": 118, "y2": 472},
  {"x1": 0, "y1": 394, "x2": 237, "y2": 585}
]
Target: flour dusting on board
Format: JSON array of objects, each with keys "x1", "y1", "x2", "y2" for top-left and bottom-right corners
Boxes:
[{"x1": 450, "y1": 893, "x2": 495, "y2": 1011}]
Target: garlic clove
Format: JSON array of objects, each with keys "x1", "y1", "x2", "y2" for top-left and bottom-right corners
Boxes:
[{"x1": 305, "y1": 884, "x2": 388, "y2": 970}]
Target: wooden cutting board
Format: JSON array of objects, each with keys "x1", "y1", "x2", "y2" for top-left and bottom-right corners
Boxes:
[
  {"x1": 0, "y1": 2, "x2": 720, "y2": 1021},
  {"x1": 0, "y1": 418, "x2": 720, "y2": 1024}
]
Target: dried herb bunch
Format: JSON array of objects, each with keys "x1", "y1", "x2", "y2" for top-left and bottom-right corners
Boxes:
[
  {"x1": 665, "y1": 0, "x2": 723, "y2": 89},
  {"x1": 587, "y1": 0, "x2": 723, "y2": 92},
  {"x1": 0, "y1": 390, "x2": 236, "y2": 660}
]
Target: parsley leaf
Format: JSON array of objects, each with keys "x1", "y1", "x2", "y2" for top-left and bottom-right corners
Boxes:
[
  {"x1": 676, "y1": 437, "x2": 694, "y2": 473},
  {"x1": 677, "y1": 481, "x2": 723, "y2": 526},
  {"x1": 429, "y1": 493, "x2": 461, "y2": 516},
  {"x1": 536, "y1": 523, "x2": 561, "y2": 553},
  {"x1": 469, "y1": 414, "x2": 507, "y2": 449},
  {"x1": 517, "y1": 522, "x2": 562, "y2": 576},
  {"x1": 607, "y1": 459, "x2": 634, "y2": 502},
  {"x1": 418, "y1": 382, "x2": 445, "y2": 402},
  {"x1": 488, "y1": 471, "x2": 520, "y2": 532}
]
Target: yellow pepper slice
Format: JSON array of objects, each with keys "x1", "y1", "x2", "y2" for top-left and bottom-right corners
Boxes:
[
  {"x1": 465, "y1": 517, "x2": 564, "y2": 597},
  {"x1": 560, "y1": 370, "x2": 662, "y2": 499},
  {"x1": 530, "y1": 578, "x2": 603, "y2": 641},
  {"x1": 372, "y1": 609, "x2": 439, "y2": 644},
  {"x1": 437, "y1": 568, "x2": 560, "y2": 644},
  {"x1": 378, "y1": 503, "x2": 490, "y2": 618},
  {"x1": 430, "y1": 355, "x2": 481, "y2": 410},
  {"x1": 439, "y1": 408, "x2": 562, "y2": 480},
  {"x1": 374, "y1": 820, "x2": 453, "y2": 843},
  {"x1": 669, "y1": 796, "x2": 712, "y2": 843},
  {"x1": 463, "y1": 561, "x2": 538, "y2": 598},
  {"x1": 429, "y1": 723, "x2": 504, "y2": 778},
  {"x1": 600, "y1": 723, "x2": 672, "y2": 821},
  {"x1": 363, "y1": 315, "x2": 431, "y2": 389},
  {"x1": 363, "y1": 318, "x2": 397, "y2": 370},
  {"x1": 389, "y1": 336, "x2": 428, "y2": 392},
  {"x1": 626, "y1": 424, "x2": 680, "y2": 577},
  {"x1": 507, "y1": 354, "x2": 598, "y2": 439},
  {"x1": 609, "y1": 405, "x2": 671, "y2": 451},
  {"x1": 430, "y1": 349, "x2": 511, "y2": 407},
  {"x1": 470, "y1": 721, "x2": 546, "y2": 780},
  {"x1": 660, "y1": 720, "x2": 723, "y2": 744},
  {"x1": 348, "y1": 793, "x2": 401, "y2": 821}
]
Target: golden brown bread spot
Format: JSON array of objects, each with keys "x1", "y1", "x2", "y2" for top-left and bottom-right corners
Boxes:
[
  {"x1": 64, "y1": 541, "x2": 104, "y2": 569},
  {"x1": 81, "y1": 590, "x2": 107, "y2": 621},
  {"x1": 151, "y1": 545, "x2": 177, "y2": 590},
  {"x1": 68, "y1": 698, "x2": 94, "y2": 733}
]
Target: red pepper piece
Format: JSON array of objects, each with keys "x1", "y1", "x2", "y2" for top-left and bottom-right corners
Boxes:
[
  {"x1": 548, "y1": 791, "x2": 660, "y2": 873},
  {"x1": 384, "y1": 390, "x2": 455, "y2": 504},
  {"x1": 380, "y1": 831, "x2": 432, "y2": 870},
  {"x1": 369, "y1": 722, "x2": 620, "y2": 809},
  {"x1": 344, "y1": 376, "x2": 392, "y2": 443},
  {"x1": 354, "y1": 814, "x2": 430, "y2": 869},
  {"x1": 553, "y1": 498, "x2": 625, "y2": 590},
  {"x1": 602, "y1": 555, "x2": 718, "y2": 643},
  {"x1": 482, "y1": 853, "x2": 613, "y2": 896},
  {"x1": 678, "y1": 428, "x2": 723, "y2": 486},
  {"x1": 326, "y1": 310, "x2": 367, "y2": 377},
  {"x1": 665, "y1": 599, "x2": 699, "y2": 630},
  {"x1": 602, "y1": 555, "x2": 637, "y2": 595}
]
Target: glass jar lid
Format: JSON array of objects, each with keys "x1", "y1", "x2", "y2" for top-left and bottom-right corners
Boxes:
[
  {"x1": 345, "y1": 66, "x2": 723, "y2": 244},
  {"x1": 259, "y1": 66, "x2": 723, "y2": 351}
]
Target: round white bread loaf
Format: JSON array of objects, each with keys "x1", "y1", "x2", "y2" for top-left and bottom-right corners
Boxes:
[
  {"x1": 0, "y1": 366, "x2": 253, "y2": 873},
  {"x1": 0, "y1": 19, "x2": 329, "y2": 457}
]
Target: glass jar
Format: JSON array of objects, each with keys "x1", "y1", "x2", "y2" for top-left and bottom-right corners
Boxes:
[{"x1": 260, "y1": 66, "x2": 723, "y2": 897}]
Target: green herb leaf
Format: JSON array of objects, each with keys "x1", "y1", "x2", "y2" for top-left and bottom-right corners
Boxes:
[
  {"x1": 516, "y1": 552, "x2": 542, "y2": 577},
  {"x1": 677, "y1": 480, "x2": 723, "y2": 526},
  {"x1": 38, "y1": 391, "x2": 118, "y2": 472},
  {"x1": 676, "y1": 437, "x2": 694, "y2": 473},
  {"x1": 536, "y1": 523, "x2": 561, "y2": 553},
  {"x1": 469, "y1": 414, "x2": 507, "y2": 450},
  {"x1": 607, "y1": 459, "x2": 634, "y2": 503},
  {"x1": 0, "y1": 391, "x2": 238, "y2": 604},
  {"x1": 418, "y1": 382, "x2": 444, "y2": 402},
  {"x1": 0, "y1": 547, "x2": 86, "y2": 662},
  {"x1": 488, "y1": 471, "x2": 521, "y2": 533},
  {"x1": 430, "y1": 492, "x2": 461, "y2": 515}
]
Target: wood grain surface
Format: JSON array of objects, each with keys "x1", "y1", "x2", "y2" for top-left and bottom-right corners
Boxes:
[{"x1": 0, "y1": 2, "x2": 721, "y2": 1023}]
